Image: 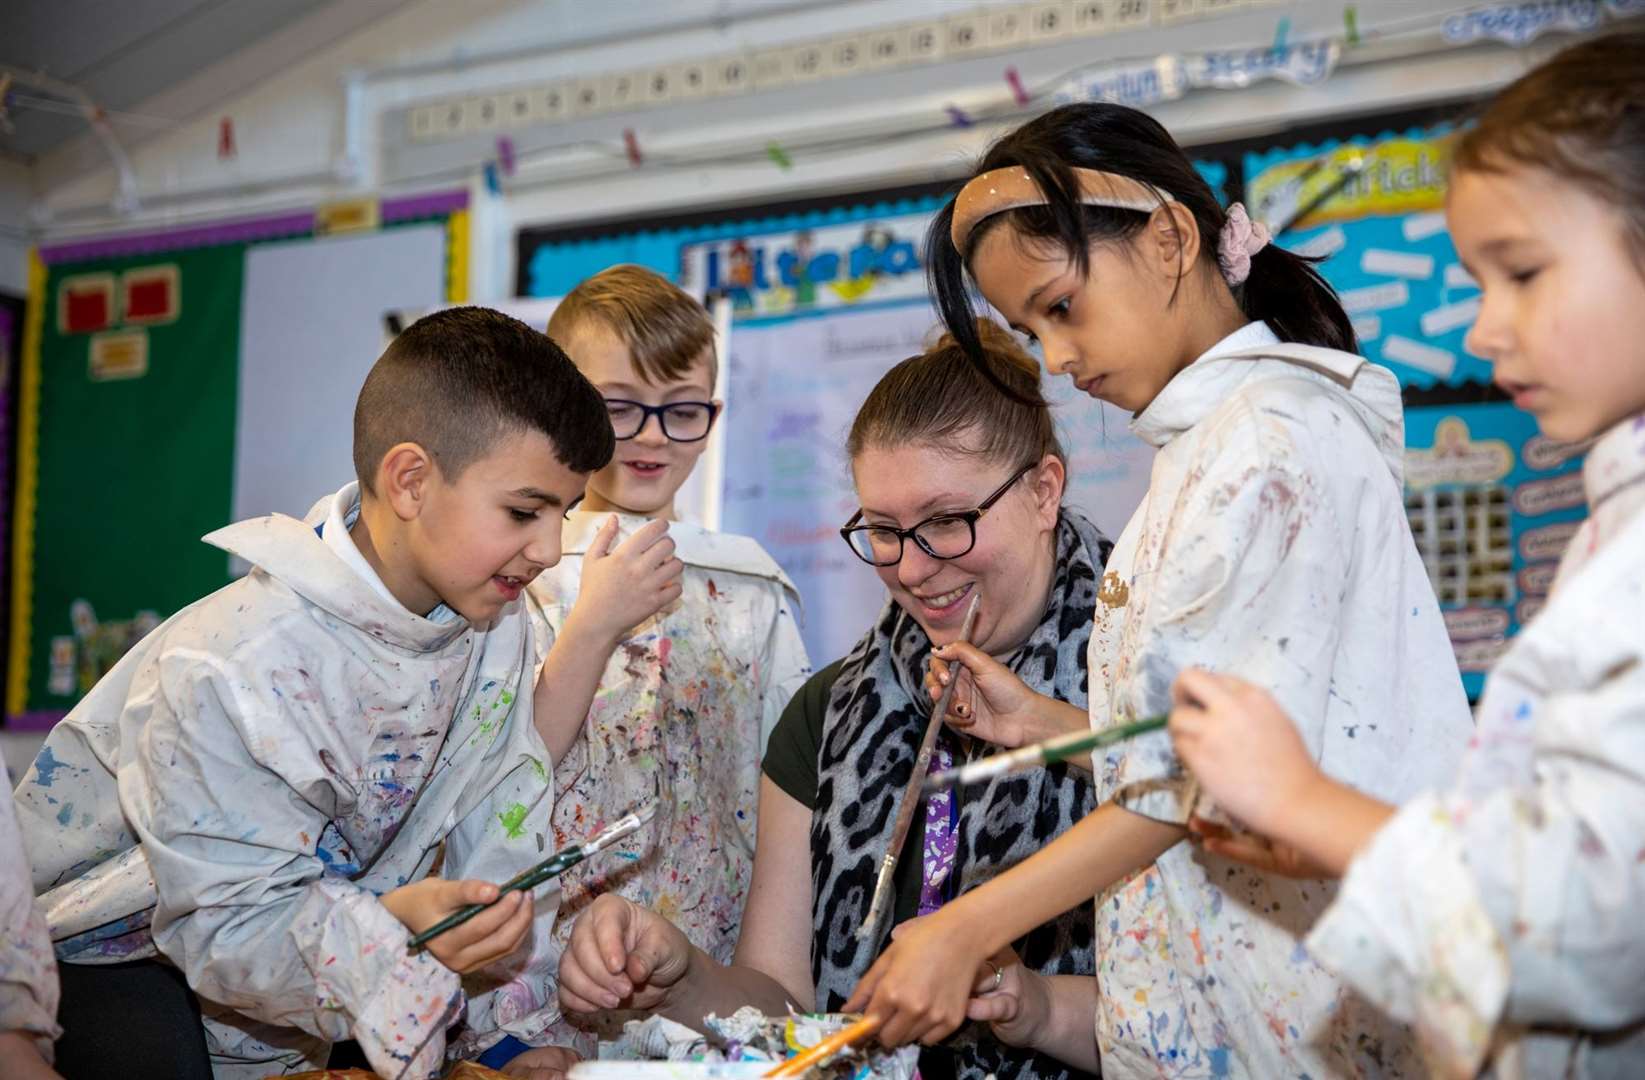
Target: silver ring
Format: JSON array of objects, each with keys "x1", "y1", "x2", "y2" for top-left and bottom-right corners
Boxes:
[{"x1": 986, "y1": 959, "x2": 1003, "y2": 992}]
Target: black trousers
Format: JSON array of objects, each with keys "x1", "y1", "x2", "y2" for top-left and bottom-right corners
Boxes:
[{"x1": 54, "y1": 959, "x2": 212, "y2": 1080}]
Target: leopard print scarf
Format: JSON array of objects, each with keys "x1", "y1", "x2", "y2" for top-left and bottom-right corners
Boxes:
[{"x1": 810, "y1": 511, "x2": 1107, "y2": 1080}]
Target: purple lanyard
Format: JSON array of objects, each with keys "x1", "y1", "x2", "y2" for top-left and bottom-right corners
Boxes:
[{"x1": 916, "y1": 740, "x2": 962, "y2": 917}]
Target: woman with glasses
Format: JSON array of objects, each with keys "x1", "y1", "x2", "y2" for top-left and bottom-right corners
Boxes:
[{"x1": 556, "y1": 320, "x2": 1106, "y2": 1080}]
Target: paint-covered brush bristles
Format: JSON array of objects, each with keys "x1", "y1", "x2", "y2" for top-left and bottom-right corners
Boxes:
[{"x1": 583, "y1": 802, "x2": 656, "y2": 856}]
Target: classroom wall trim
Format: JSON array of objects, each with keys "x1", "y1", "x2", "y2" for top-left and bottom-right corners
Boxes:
[
  {"x1": 7, "y1": 252, "x2": 47, "y2": 727},
  {"x1": 38, "y1": 189, "x2": 470, "y2": 266}
]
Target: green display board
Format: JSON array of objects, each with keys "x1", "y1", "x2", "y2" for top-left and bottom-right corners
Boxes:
[{"x1": 19, "y1": 245, "x2": 244, "y2": 714}]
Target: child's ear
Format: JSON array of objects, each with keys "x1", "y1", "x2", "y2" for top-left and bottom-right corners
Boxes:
[
  {"x1": 378, "y1": 442, "x2": 435, "y2": 521},
  {"x1": 1147, "y1": 203, "x2": 1202, "y2": 281}
]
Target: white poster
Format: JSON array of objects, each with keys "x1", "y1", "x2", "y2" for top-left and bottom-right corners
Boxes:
[
  {"x1": 720, "y1": 300, "x2": 1153, "y2": 664},
  {"x1": 234, "y1": 226, "x2": 447, "y2": 538}
]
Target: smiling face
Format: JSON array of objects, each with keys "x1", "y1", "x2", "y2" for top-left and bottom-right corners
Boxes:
[
  {"x1": 970, "y1": 210, "x2": 1214, "y2": 414},
  {"x1": 849, "y1": 442, "x2": 1062, "y2": 654},
  {"x1": 1448, "y1": 165, "x2": 1645, "y2": 443},
  {"x1": 397, "y1": 427, "x2": 587, "y2": 622},
  {"x1": 568, "y1": 321, "x2": 717, "y2": 519}
]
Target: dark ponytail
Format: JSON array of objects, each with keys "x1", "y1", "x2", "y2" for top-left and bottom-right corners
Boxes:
[
  {"x1": 928, "y1": 103, "x2": 1357, "y2": 368},
  {"x1": 1238, "y1": 241, "x2": 1359, "y2": 353}
]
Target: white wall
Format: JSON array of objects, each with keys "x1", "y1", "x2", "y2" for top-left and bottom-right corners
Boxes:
[{"x1": 22, "y1": 0, "x2": 1603, "y2": 299}]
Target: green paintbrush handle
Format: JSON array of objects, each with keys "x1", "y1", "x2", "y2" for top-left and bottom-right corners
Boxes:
[
  {"x1": 407, "y1": 848, "x2": 584, "y2": 950},
  {"x1": 406, "y1": 806, "x2": 651, "y2": 951},
  {"x1": 923, "y1": 714, "x2": 1169, "y2": 793},
  {"x1": 1042, "y1": 715, "x2": 1169, "y2": 763}
]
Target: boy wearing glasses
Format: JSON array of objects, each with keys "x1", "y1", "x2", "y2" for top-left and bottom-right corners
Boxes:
[{"x1": 497, "y1": 265, "x2": 811, "y2": 1069}]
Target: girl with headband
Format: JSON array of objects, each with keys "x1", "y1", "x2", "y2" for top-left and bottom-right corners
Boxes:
[{"x1": 844, "y1": 103, "x2": 1473, "y2": 1078}]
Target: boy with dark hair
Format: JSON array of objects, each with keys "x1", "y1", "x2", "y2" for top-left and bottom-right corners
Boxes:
[{"x1": 15, "y1": 307, "x2": 613, "y2": 1078}]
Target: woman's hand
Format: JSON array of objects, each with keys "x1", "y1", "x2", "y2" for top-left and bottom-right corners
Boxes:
[
  {"x1": 964, "y1": 948, "x2": 1049, "y2": 1050},
  {"x1": 926, "y1": 643, "x2": 1078, "y2": 749},
  {"x1": 558, "y1": 894, "x2": 693, "y2": 1015}
]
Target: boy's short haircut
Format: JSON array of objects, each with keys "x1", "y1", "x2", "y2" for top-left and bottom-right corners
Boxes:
[
  {"x1": 547, "y1": 264, "x2": 718, "y2": 386},
  {"x1": 353, "y1": 306, "x2": 615, "y2": 492}
]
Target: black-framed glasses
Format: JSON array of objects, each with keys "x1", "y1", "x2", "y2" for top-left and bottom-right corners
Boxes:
[
  {"x1": 840, "y1": 462, "x2": 1036, "y2": 566},
  {"x1": 605, "y1": 399, "x2": 721, "y2": 442}
]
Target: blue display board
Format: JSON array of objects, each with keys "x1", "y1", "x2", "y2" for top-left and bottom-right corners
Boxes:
[{"x1": 1246, "y1": 127, "x2": 1588, "y2": 697}]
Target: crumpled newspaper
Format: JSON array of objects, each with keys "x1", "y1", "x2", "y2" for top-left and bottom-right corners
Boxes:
[{"x1": 577, "y1": 1007, "x2": 919, "y2": 1078}]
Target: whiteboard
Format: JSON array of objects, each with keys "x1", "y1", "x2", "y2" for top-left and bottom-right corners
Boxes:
[
  {"x1": 720, "y1": 300, "x2": 1154, "y2": 664},
  {"x1": 232, "y1": 225, "x2": 448, "y2": 551}
]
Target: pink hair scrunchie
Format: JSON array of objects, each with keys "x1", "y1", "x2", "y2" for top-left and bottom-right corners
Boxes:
[{"x1": 1218, "y1": 202, "x2": 1271, "y2": 286}]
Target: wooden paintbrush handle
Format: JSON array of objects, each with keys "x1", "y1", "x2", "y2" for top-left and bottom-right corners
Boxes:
[{"x1": 764, "y1": 1015, "x2": 882, "y2": 1077}]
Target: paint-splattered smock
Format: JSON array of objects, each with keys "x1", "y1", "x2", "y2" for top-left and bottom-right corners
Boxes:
[
  {"x1": 1309, "y1": 412, "x2": 1645, "y2": 1079},
  {"x1": 1088, "y1": 322, "x2": 1473, "y2": 1078},
  {"x1": 1, "y1": 745, "x2": 61, "y2": 1063},
  {"x1": 14, "y1": 483, "x2": 560, "y2": 1079},
  {"x1": 523, "y1": 511, "x2": 809, "y2": 1051}
]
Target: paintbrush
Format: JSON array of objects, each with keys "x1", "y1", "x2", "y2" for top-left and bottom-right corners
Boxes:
[
  {"x1": 921, "y1": 715, "x2": 1169, "y2": 794},
  {"x1": 857, "y1": 593, "x2": 983, "y2": 943},
  {"x1": 764, "y1": 1015, "x2": 881, "y2": 1078},
  {"x1": 408, "y1": 803, "x2": 654, "y2": 950}
]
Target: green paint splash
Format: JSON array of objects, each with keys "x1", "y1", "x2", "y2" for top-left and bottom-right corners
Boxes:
[{"x1": 497, "y1": 802, "x2": 529, "y2": 838}]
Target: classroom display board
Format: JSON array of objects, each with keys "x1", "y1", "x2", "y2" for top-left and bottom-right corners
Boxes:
[
  {"x1": 8, "y1": 198, "x2": 467, "y2": 724},
  {"x1": 20, "y1": 245, "x2": 245, "y2": 717},
  {"x1": 1246, "y1": 127, "x2": 1588, "y2": 697},
  {"x1": 709, "y1": 206, "x2": 1156, "y2": 663}
]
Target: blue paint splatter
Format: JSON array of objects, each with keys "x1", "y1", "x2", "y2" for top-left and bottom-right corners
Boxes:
[
  {"x1": 1208, "y1": 1047, "x2": 1231, "y2": 1077},
  {"x1": 32, "y1": 746, "x2": 67, "y2": 788},
  {"x1": 56, "y1": 802, "x2": 75, "y2": 826},
  {"x1": 315, "y1": 845, "x2": 361, "y2": 877}
]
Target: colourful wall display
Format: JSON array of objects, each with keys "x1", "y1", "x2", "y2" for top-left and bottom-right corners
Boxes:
[
  {"x1": 1403, "y1": 403, "x2": 1586, "y2": 690},
  {"x1": 1246, "y1": 127, "x2": 1586, "y2": 697}
]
